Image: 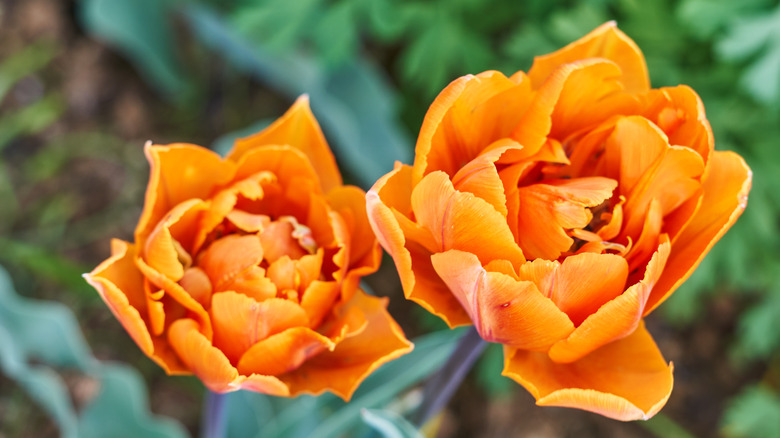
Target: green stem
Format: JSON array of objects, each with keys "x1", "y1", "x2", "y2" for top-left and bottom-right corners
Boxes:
[{"x1": 201, "y1": 390, "x2": 228, "y2": 438}]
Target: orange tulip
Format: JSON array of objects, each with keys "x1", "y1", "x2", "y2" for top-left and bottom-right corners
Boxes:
[
  {"x1": 367, "y1": 22, "x2": 751, "y2": 420},
  {"x1": 85, "y1": 96, "x2": 412, "y2": 399}
]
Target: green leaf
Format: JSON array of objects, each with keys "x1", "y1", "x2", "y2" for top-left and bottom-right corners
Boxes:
[
  {"x1": 79, "y1": 0, "x2": 190, "y2": 96},
  {"x1": 475, "y1": 342, "x2": 513, "y2": 397},
  {"x1": 0, "y1": 94, "x2": 64, "y2": 152},
  {"x1": 186, "y1": 5, "x2": 411, "y2": 189},
  {"x1": 211, "y1": 119, "x2": 273, "y2": 157},
  {"x1": 732, "y1": 287, "x2": 780, "y2": 361},
  {"x1": 361, "y1": 408, "x2": 423, "y2": 438},
  {"x1": 0, "y1": 237, "x2": 94, "y2": 298},
  {"x1": 0, "y1": 40, "x2": 57, "y2": 102},
  {"x1": 0, "y1": 325, "x2": 81, "y2": 438},
  {"x1": 78, "y1": 365, "x2": 189, "y2": 438},
  {"x1": 641, "y1": 413, "x2": 697, "y2": 438},
  {"x1": 721, "y1": 385, "x2": 780, "y2": 438},
  {"x1": 0, "y1": 265, "x2": 94, "y2": 370},
  {"x1": 0, "y1": 265, "x2": 187, "y2": 437},
  {"x1": 306, "y1": 328, "x2": 466, "y2": 438},
  {"x1": 222, "y1": 328, "x2": 464, "y2": 438},
  {"x1": 230, "y1": 0, "x2": 322, "y2": 53}
]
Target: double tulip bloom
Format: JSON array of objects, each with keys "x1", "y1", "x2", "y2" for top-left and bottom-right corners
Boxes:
[
  {"x1": 85, "y1": 97, "x2": 412, "y2": 399},
  {"x1": 367, "y1": 22, "x2": 750, "y2": 420},
  {"x1": 88, "y1": 22, "x2": 750, "y2": 421}
]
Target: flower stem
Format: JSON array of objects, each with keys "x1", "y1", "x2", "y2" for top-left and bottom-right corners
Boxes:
[
  {"x1": 413, "y1": 326, "x2": 488, "y2": 427},
  {"x1": 201, "y1": 390, "x2": 228, "y2": 438}
]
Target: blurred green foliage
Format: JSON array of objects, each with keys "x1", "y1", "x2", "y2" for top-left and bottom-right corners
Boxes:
[
  {"x1": 0, "y1": 266, "x2": 189, "y2": 438},
  {"x1": 2, "y1": 0, "x2": 779, "y2": 436}
]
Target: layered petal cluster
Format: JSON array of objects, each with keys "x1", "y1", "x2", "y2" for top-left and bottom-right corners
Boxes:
[
  {"x1": 367, "y1": 22, "x2": 751, "y2": 420},
  {"x1": 86, "y1": 97, "x2": 412, "y2": 399}
]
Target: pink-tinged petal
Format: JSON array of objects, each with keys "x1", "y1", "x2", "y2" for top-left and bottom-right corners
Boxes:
[
  {"x1": 198, "y1": 235, "x2": 264, "y2": 291},
  {"x1": 281, "y1": 291, "x2": 413, "y2": 401},
  {"x1": 367, "y1": 164, "x2": 471, "y2": 327},
  {"x1": 414, "y1": 71, "x2": 534, "y2": 181},
  {"x1": 431, "y1": 250, "x2": 574, "y2": 351},
  {"x1": 503, "y1": 321, "x2": 672, "y2": 421},
  {"x1": 412, "y1": 171, "x2": 525, "y2": 268},
  {"x1": 210, "y1": 292, "x2": 309, "y2": 364},
  {"x1": 551, "y1": 253, "x2": 628, "y2": 326},
  {"x1": 646, "y1": 151, "x2": 751, "y2": 314},
  {"x1": 549, "y1": 236, "x2": 670, "y2": 363},
  {"x1": 528, "y1": 21, "x2": 650, "y2": 93},
  {"x1": 167, "y1": 318, "x2": 239, "y2": 393},
  {"x1": 84, "y1": 240, "x2": 152, "y2": 356},
  {"x1": 135, "y1": 144, "x2": 235, "y2": 246},
  {"x1": 237, "y1": 327, "x2": 335, "y2": 377},
  {"x1": 229, "y1": 95, "x2": 342, "y2": 192}
]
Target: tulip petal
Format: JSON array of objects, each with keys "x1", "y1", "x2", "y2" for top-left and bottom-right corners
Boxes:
[
  {"x1": 451, "y1": 143, "x2": 520, "y2": 217},
  {"x1": 198, "y1": 234, "x2": 264, "y2": 291},
  {"x1": 211, "y1": 292, "x2": 309, "y2": 364},
  {"x1": 224, "y1": 266, "x2": 277, "y2": 302},
  {"x1": 550, "y1": 253, "x2": 628, "y2": 326},
  {"x1": 237, "y1": 327, "x2": 335, "y2": 377},
  {"x1": 260, "y1": 221, "x2": 309, "y2": 263},
  {"x1": 168, "y1": 318, "x2": 240, "y2": 393},
  {"x1": 135, "y1": 257, "x2": 213, "y2": 339},
  {"x1": 178, "y1": 267, "x2": 213, "y2": 309},
  {"x1": 642, "y1": 85, "x2": 713, "y2": 163},
  {"x1": 432, "y1": 250, "x2": 574, "y2": 351},
  {"x1": 326, "y1": 185, "x2": 380, "y2": 270},
  {"x1": 85, "y1": 240, "x2": 153, "y2": 356},
  {"x1": 367, "y1": 164, "x2": 471, "y2": 327},
  {"x1": 516, "y1": 177, "x2": 617, "y2": 260},
  {"x1": 549, "y1": 236, "x2": 669, "y2": 363},
  {"x1": 235, "y1": 374, "x2": 290, "y2": 395},
  {"x1": 548, "y1": 61, "x2": 638, "y2": 140},
  {"x1": 281, "y1": 291, "x2": 414, "y2": 401},
  {"x1": 412, "y1": 171, "x2": 526, "y2": 268},
  {"x1": 144, "y1": 199, "x2": 207, "y2": 281},
  {"x1": 414, "y1": 71, "x2": 534, "y2": 181},
  {"x1": 503, "y1": 320, "x2": 672, "y2": 421},
  {"x1": 528, "y1": 21, "x2": 649, "y2": 93},
  {"x1": 229, "y1": 95, "x2": 342, "y2": 192},
  {"x1": 646, "y1": 151, "x2": 751, "y2": 314},
  {"x1": 300, "y1": 280, "x2": 342, "y2": 328},
  {"x1": 136, "y1": 144, "x2": 235, "y2": 246}
]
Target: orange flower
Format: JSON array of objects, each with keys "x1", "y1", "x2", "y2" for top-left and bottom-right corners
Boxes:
[
  {"x1": 85, "y1": 96, "x2": 412, "y2": 399},
  {"x1": 367, "y1": 22, "x2": 751, "y2": 420}
]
